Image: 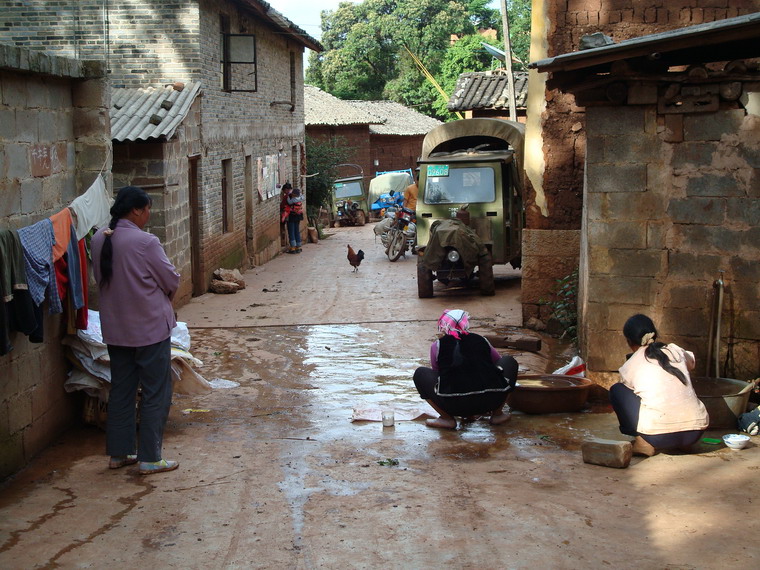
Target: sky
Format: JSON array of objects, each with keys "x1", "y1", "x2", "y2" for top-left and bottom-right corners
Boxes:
[{"x1": 274, "y1": 0, "x2": 346, "y2": 42}]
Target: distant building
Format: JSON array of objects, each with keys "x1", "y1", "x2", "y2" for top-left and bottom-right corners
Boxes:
[
  {"x1": 305, "y1": 85, "x2": 442, "y2": 182},
  {"x1": 447, "y1": 70, "x2": 529, "y2": 121}
]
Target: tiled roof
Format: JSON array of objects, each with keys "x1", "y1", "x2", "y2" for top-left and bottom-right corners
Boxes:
[
  {"x1": 447, "y1": 71, "x2": 529, "y2": 112},
  {"x1": 111, "y1": 82, "x2": 202, "y2": 142},
  {"x1": 304, "y1": 85, "x2": 382, "y2": 126},
  {"x1": 348, "y1": 100, "x2": 443, "y2": 136}
]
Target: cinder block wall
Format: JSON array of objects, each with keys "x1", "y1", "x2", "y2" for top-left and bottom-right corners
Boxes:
[
  {"x1": 581, "y1": 102, "x2": 760, "y2": 387},
  {"x1": 0, "y1": 45, "x2": 110, "y2": 479},
  {"x1": 523, "y1": 0, "x2": 760, "y2": 330}
]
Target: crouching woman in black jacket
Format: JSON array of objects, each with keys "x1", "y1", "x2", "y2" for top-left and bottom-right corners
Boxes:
[{"x1": 413, "y1": 309, "x2": 518, "y2": 429}]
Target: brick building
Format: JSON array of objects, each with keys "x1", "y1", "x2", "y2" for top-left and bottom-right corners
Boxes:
[
  {"x1": 305, "y1": 85, "x2": 442, "y2": 185},
  {"x1": 522, "y1": 0, "x2": 760, "y2": 333},
  {"x1": 530, "y1": 12, "x2": 760, "y2": 384},
  {"x1": 0, "y1": 0, "x2": 322, "y2": 298},
  {"x1": 0, "y1": 0, "x2": 321, "y2": 478}
]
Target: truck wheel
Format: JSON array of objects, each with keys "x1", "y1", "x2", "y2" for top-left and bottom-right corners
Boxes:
[
  {"x1": 417, "y1": 260, "x2": 434, "y2": 298},
  {"x1": 388, "y1": 230, "x2": 405, "y2": 262},
  {"x1": 356, "y1": 211, "x2": 366, "y2": 226},
  {"x1": 479, "y1": 254, "x2": 495, "y2": 296}
]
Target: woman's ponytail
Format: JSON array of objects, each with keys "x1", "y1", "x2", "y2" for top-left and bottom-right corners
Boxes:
[
  {"x1": 97, "y1": 186, "x2": 151, "y2": 288},
  {"x1": 623, "y1": 314, "x2": 687, "y2": 385}
]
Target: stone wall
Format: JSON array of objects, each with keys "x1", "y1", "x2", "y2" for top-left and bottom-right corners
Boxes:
[
  {"x1": 0, "y1": 44, "x2": 110, "y2": 479},
  {"x1": 580, "y1": 96, "x2": 760, "y2": 387},
  {"x1": 522, "y1": 0, "x2": 760, "y2": 331}
]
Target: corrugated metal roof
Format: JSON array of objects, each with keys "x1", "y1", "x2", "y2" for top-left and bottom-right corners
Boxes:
[
  {"x1": 348, "y1": 100, "x2": 443, "y2": 136},
  {"x1": 304, "y1": 84, "x2": 381, "y2": 126},
  {"x1": 111, "y1": 82, "x2": 202, "y2": 142},
  {"x1": 530, "y1": 12, "x2": 760, "y2": 73},
  {"x1": 447, "y1": 71, "x2": 529, "y2": 112}
]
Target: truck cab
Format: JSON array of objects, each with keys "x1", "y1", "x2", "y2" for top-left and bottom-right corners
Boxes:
[
  {"x1": 331, "y1": 175, "x2": 368, "y2": 227},
  {"x1": 416, "y1": 118, "x2": 525, "y2": 297}
]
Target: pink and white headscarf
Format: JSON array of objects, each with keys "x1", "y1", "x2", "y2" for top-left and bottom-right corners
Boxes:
[{"x1": 437, "y1": 309, "x2": 470, "y2": 339}]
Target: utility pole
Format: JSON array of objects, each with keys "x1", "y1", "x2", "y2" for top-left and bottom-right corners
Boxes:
[{"x1": 500, "y1": 0, "x2": 517, "y2": 121}]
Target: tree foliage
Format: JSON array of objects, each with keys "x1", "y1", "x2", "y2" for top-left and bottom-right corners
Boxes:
[
  {"x1": 304, "y1": 135, "x2": 352, "y2": 210},
  {"x1": 306, "y1": 0, "x2": 531, "y2": 120}
]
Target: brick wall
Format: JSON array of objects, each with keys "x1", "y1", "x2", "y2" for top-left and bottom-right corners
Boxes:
[
  {"x1": 370, "y1": 134, "x2": 425, "y2": 176},
  {"x1": 580, "y1": 98, "x2": 760, "y2": 386},
  {"x1": 522, "y1": 0, "x2": 760, "y2": 331},
  {"x1": 307, "y1": 124, "x2": 373, "y2": 190},
  {"x1": 0, "y1": 44, "x2": 110, "y2": 479}
]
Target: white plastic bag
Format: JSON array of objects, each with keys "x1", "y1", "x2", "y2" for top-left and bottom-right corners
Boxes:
[{"x1": 553, "y1": 355, "x2": 586, "y2": 377}]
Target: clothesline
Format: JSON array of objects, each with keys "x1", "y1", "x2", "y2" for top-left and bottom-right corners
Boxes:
[{"x1": 0, "y1": 174, "x2": 113, "y2": 355}]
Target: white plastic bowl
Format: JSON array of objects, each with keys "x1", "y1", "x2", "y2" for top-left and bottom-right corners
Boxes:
[{"x1": 722, "y1": 433, "x2": 750, "y2": 450}]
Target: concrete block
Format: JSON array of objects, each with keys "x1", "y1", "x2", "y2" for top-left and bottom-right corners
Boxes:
[
  {"x1": 672, "y1": 141, "x2": 718, "y2": 169},
  {"x1": 0, "y1": 108, "x2": 15, "y2": 141},
  {"x1": 586, "y1": 277, "x2": 653, "y2": 305},
  {"x1": 686, "y1": 173, "x2": 743, "y2": 197},
  {"x1": 7, "y1": 394, "x2": 32, "y2": 433},
  {"x1": 6, "y1": 143, "x2": 29, "y2": 179},
  {"x1": 521, "y1": 229, "x2": 580, "y2": 257},
  {"x1": 587, "y1": 162, "x2": 647, "y2": 193},
  {"x1": 20, "y1": 178, "x2": 43, "y2": 214},
  {"x1": 675, "y1": 225, "x2": 742, "y2": 254},
  {"x1": 668, "y1": 252, "x2": 724, "y2": 281},
  {"x1": 727, "y1": 197, "x2": 760, "y2": 226},
  {"x1": 586, "y1": 106, "x2": 646, "y2": 136},
  {"x1": 684, "y1": 109, "x2": 746, "y2": 141},
  {"x1": 0, "y1": 432, "x2": 24, "y2": 480},
  {"x1": 627, "y1": 83, "x2": 658, "y2": 105},
  {"x1": 589, "y1": 221, "x2": 646, "y2": 249},
  {"x1": 662, "y1": 114, "x2": 684, "y2": 143},
  {"x1": 667, "y1": 197, "x2": 724, "y2": 225},
  {"x1": 582, "y1": 438, "x2": 632, "y2": 468},
  {"x1": 606, "y1": 190, "x2": 667, "y2": 221}
]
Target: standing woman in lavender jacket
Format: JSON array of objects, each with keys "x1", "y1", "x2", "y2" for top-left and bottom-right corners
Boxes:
[{"x1": 91, "y1": 186, "x2": 181, "y2": 475}]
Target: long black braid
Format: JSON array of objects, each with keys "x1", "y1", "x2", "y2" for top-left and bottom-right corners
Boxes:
[
  {"x1": 98, "y1": 186, "x2": 151, "y2": 288},
  {"x1": 623, "y1": 314, "x2": 688, "y2": 384}
]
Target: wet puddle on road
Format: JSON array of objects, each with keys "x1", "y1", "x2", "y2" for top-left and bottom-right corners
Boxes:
[{"x1": 187, "y1": 323, "x2": 615, "y2": 458}]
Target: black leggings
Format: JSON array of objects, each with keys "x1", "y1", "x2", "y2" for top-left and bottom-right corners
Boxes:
[
  {"x1": 609, "y1": 383, "x2": 704, "y2": 449},
  {"x1": 413, "y1": 355, "x2": 518, "y2": 417}
]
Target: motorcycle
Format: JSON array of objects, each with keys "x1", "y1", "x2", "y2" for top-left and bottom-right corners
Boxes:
[{"x1": 382, "y1": 207, "x2": 417, "y2": 262}]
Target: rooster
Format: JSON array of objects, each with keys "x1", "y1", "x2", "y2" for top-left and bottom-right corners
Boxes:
[{"x1": 347, "y1": 244, "x2": 365, "y2": 272}]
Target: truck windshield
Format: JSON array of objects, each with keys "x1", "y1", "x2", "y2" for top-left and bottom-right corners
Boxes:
[
  {"x1": 334, "y1": 181, "x2": 363, "y2": 199},
  {"x1": 423, "y1": 166, "x2": 495, "y2": 204}
]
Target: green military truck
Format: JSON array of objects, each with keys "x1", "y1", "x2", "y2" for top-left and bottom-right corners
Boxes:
[{"x1": 415, "y1": 118, "x2": 525, "y2": 297}]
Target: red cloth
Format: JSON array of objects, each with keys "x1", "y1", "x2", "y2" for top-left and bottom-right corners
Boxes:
[{"x1": 75, "y1": 238, "x2": 88, "y2": 330}]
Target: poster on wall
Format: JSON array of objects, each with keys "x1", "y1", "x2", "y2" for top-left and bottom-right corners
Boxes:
[{"x1": 266, "y1": 154, "x2": 279, "y2": 199}]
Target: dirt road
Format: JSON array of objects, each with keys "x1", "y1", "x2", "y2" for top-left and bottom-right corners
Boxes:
[{"x1": 1, "y1": 224, "x2": 757, "y2": 568}]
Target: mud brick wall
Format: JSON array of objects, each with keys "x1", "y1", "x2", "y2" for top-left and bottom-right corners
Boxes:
[
  {"x1": 522, "y1": 0, "x2": 760, "y2": 332},
  {"x1": 580, "y1": 101, "x2": 760, "y2": 387},
  {"x1": 0, "y1": 44, "x2": 110, "y2": 479}
]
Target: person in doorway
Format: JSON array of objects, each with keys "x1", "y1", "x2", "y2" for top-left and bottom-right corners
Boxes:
[
  {"x1": 286, "y1": 187, "x2": 304, "y2": 253},
  {"x1": 91, "y1": 186, "x2": 181, "y2": 475},
  {"x1": 413, "y1": 309, "x2": 518, "y2": 429},
  {"x1": 280, "y1": 182, "x2": 292, "y2": 224},
  {"x1": 610, "y1": 314, "x2": 709, "y2": 456}
]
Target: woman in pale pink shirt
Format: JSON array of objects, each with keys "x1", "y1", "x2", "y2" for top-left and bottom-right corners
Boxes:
[
  {"x1": 91, "y1": 186, "x2": 180, "y2": 475},
  {"x1": 610, "y1": 314, "x2": 709, "y2": 456}
]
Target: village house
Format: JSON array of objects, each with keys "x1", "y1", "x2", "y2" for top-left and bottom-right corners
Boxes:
[
  {"x1": 0, "y1": 0, "x2": 322, "y2": 301},
  {"x1": 305, "y1": 84, "x2": 442, "y2": 183},
  {"x1": 0, "y1": 0, "x2": 321, "y2": 478},
  {"x1": 530, "y1": 12, "x2": 760, "y2": 384},
  {"x1": 447, "y1": 70, "x2": 529, "y2": 122}
]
